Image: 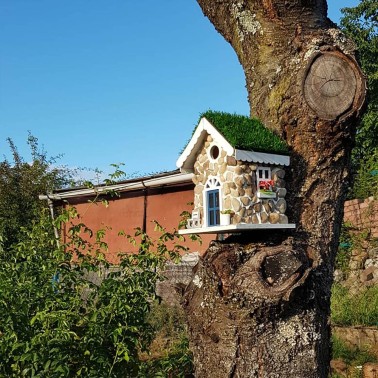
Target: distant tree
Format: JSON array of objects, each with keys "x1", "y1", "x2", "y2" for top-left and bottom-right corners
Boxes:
[
  {"x1": 340, "y1": 0, "x2": 378, "y2": 198},
  {"x1": 0, "y1": 134, "x2": 74, "y2": 248}
]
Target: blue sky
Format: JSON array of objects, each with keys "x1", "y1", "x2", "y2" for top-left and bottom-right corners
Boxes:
[{"x1": 0, "y1": 1, "x2": 359, "y2": 180}]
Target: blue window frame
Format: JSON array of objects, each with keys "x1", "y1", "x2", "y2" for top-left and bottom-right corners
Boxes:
[{"x1": 207, "y1": 189, "x2": 220, "y2": 226}]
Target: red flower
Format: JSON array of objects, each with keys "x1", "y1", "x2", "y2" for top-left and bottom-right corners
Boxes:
[{"x1": 258, "y1": 180, "x2": 274, "y2": 190}]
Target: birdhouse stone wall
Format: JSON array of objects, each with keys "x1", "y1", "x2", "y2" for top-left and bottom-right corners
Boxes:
[{"x1": 191, "y1": 135, "x2": 289, "y2": 226}]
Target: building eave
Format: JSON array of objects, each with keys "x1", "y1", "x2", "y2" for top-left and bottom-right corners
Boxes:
[{"x1": 39, "y1": 171, "x2": 194, "y2": 201}]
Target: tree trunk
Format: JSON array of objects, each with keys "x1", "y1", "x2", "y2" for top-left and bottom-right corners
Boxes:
[{"x1": 184, "y1": 1, "x2": 366, "y2": 377}]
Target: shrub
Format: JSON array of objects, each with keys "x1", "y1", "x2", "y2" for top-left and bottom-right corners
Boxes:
[
  {"x1": 139, "y1": 302, "x2": 194, "y2": 377},
  {"x1": 0, "y1": 207, "x2": 188, "y2": 377}
]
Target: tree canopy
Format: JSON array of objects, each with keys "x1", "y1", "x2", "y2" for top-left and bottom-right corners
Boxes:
[
  {"x1": 0, "y1": 134, "x2": 75, "y2": 248},
  {"x1": 341, "y1": 0, "x2": 378, "y2": 198}
]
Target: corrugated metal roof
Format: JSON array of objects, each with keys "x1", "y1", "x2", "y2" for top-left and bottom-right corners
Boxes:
[
  {"x1": 235, "y1": 149, "x2": 290, "y2": 166},
  {"x1": 40, "y1": 171, "x2": 194, "y2": 201}
]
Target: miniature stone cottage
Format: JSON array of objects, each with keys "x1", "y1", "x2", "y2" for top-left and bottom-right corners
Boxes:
[{"x1": 177, "y1": 111, "x2": 295, "y2": 234}]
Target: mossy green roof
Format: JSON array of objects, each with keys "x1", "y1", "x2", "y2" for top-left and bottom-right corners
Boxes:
[{"x1": 199, "y1": 110, "x2": 289, "y2": 154}]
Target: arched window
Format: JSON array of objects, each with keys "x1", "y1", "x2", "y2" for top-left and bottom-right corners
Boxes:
[{"x1": 204, "y1": 177, "x2": 221, "y2": 227}]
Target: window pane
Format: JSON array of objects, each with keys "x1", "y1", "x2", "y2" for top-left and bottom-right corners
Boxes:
[
  {"x1": 209, "y1": 192, "x2": 214, "y2": 208},
  {"x1": 207, "y1": 190, "x2": 220, "y2": 226},
  {"x1": 215, "y1": 191, "x2": 219, "y2": 207},
  {"x1": 209, "y1": 211, "x2": 215, "y2": 226}
]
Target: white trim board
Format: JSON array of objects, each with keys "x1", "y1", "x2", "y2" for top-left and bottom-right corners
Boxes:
[{"x1": 179, "y1": 223, "x2": 296, "y2": 235}]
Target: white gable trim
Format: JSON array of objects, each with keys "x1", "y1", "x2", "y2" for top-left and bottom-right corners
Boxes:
[{"x1": 176, "y1": 117, "x2": 234, "y2": 172}]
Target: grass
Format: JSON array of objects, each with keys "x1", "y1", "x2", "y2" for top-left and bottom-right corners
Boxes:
[
  {"x1": 199, "y1": 110, "x2": 289, "y2": 154},
  {"x1": 330, "y1": 335, "x2": 377, "y2": 378},
  {"x1": 332, "y1": 335, "x2": 377, "y2": 366},
  {"x1": 331, "y1": 284, "x2": 378, "y2": 326},
  {"x1": 330, "y1": 280, "x2": 378, "y2": 377}
]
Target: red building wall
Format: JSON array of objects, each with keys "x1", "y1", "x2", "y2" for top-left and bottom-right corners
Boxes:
[
  {"x1": 63, "y1": 183, "x2": 215, "y2": 262},
  {"x1": 58, "y1": 180, "x2": 377, "y2": 264}
]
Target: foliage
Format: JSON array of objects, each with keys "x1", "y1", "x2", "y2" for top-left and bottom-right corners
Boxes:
[
  {"x1": 139, "y1": 336, "x2": 193, "y2": 378},
  {"x1": 335, "y1": 231, "x2": 353, "y2": 274},
  {"x1": 335, "y1": 221, "x2": 368, "y2": 274},
  {"x1": 350, "y1": 149, "x2": 378, "y2": 199},
  {"x1": 178, "y1": 207, "x2": 202, "y2": 245},
  {"x1": 221, "y1": 209, "x2": 234, "y2": 215},
  {"x1": 139, "y1": 302, "x2": 194, "y2": 377},
  {"x1": 146, "y1": 302, "x2": 187, "y2": 339},
  {"x1": 331, "y1": 284, "x2": 378, "y2": 326},
  {"x1": 0, "y1": 203, "x2": 189, "y2": 377},
  {"x1": 0, "y1": 134, "x2": 76, "y2": 249},
  {"x1": 336, "y1": 215, "x2": 377, "y2": 274},
  {"x1": 340, "y1": 1, "x2": 378, "y2": 198},
  {"x1": 199, "y1": 110, "x2": 289, "y2": 154}
]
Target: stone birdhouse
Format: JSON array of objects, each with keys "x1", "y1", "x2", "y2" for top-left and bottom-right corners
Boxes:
[{"x1": 177, "y1": 111, "x2": 295, "y2": 234}]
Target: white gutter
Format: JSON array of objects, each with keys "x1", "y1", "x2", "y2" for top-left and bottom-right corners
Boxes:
[{"x1": 39, "y1": 172, "x2": 194, "y2": 201}]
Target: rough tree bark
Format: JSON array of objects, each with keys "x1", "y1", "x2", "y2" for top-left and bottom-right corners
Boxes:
[{"x1": 184, "y1": 1, "x2": 366, "y2": 377}]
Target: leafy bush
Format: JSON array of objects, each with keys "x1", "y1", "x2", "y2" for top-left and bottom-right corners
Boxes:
[
  {"x1": 331, "y1": 284, "x2": 378, "y2": 326},
  {"x1": 350, "y1": 148, "x2": 378, "y2": 200},
  {"x1": 139, "y1": 302, "x2": 194, "y2": 377},
  {"x1": 336, "y1": 220, "x2": 376, "y2": 274},
  {"x1": 139, "y1": 334, "x2": 193, "y2": 378},
  {"x1": 0, "y1": 206, "x2": 188, "y2": 377},
  {"x1": 335, "y1": 223, "x2": 354, "y2": 273},
  {"x1": 147, "y1": 302, "x2": 187, "y2": 338}
]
